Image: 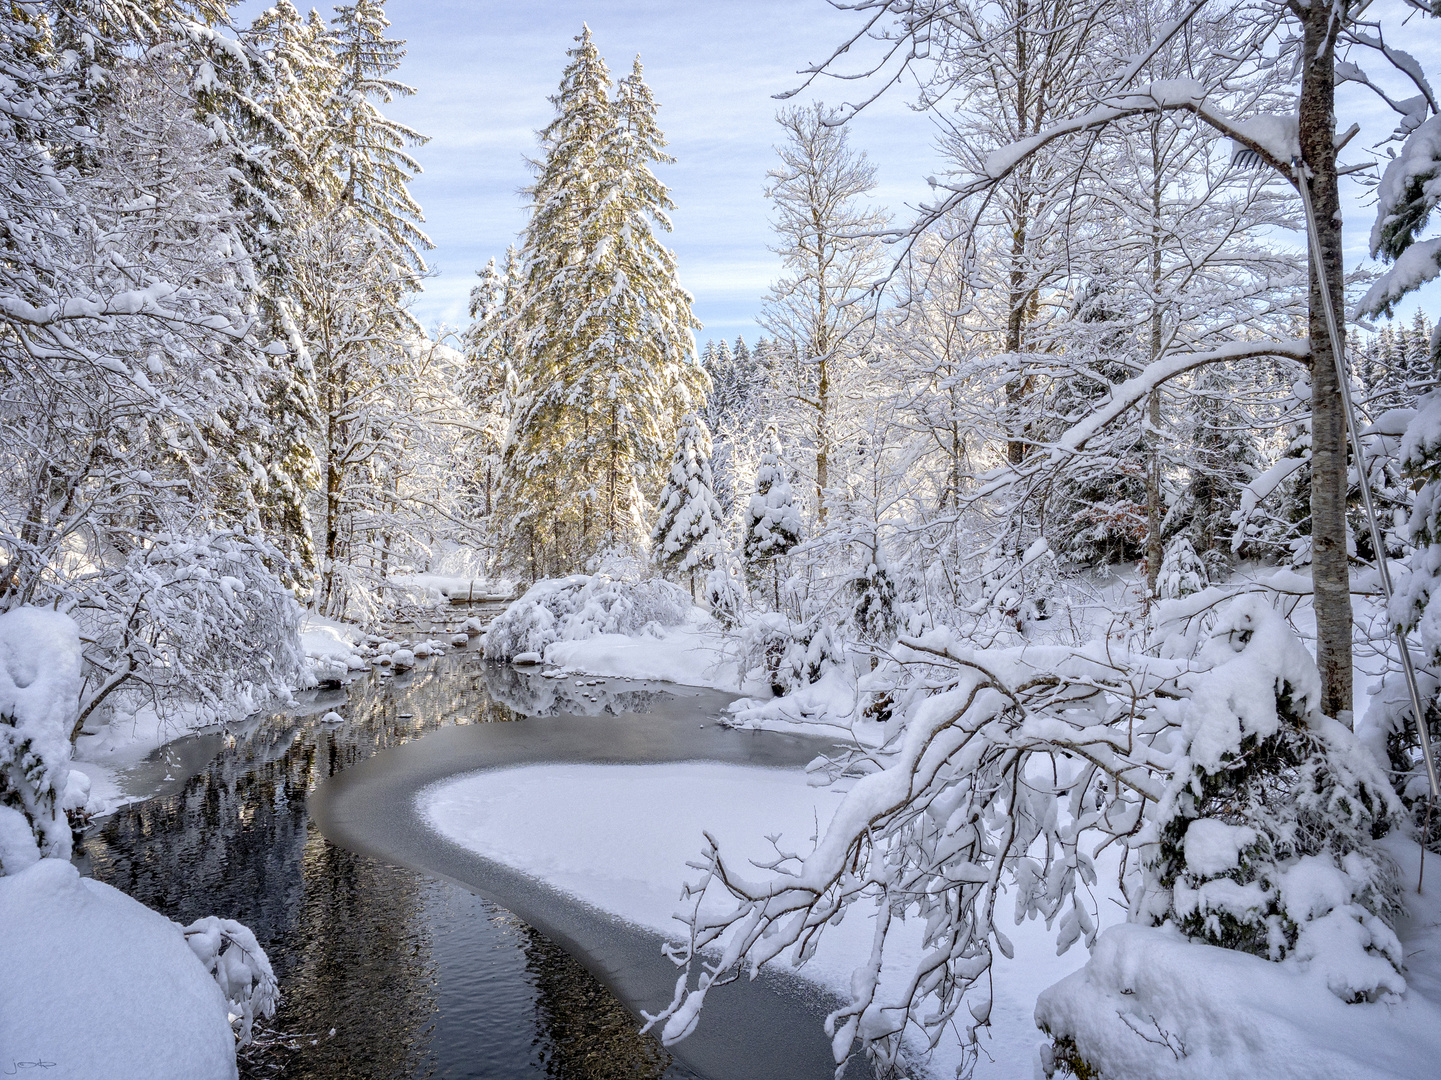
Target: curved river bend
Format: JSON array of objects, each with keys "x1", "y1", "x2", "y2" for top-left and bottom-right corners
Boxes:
[{"x1": 76, "y1": 642, "x2": 874, "y2": 1080}]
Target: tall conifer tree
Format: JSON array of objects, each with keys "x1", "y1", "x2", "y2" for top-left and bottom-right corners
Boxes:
[{"x1": 498, "y1": 29, "x2": 703, "y2": 578}]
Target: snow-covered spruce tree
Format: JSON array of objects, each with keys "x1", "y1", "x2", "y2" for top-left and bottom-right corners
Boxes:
[
  {"x1": 0, "y1": 6, "x2": 308, "y2": 724},
  {"x1": 288, "y1": 0, "x2": 430, "y2": 616},
  {"x1": 704, "y1": 559, "x2": 746, "y2": 630},
  {"x1": 497, "y1": 32, "x2": 704, "y2": 578},
  {"x1": 1043, "y1": 280, "x2": 1150, "y2": 568},
  {"x1": 241, "y1": 0, "x2": 337, "y2": 587},
  {"x1": 651, "y1": 413, "x2": 726, "y2": 598},
  {"x1": 742, "y1": 433, "x2": 803, "y2": 609},
  {"x1": 464, "y1": 248, "x2": 525, "y2": 523},
  {"x1": 1362, "y1": 107, "x2": 1441, "y2": 841},
  {"x1": 849, "y1": 538, "x2": 900, "y2": 659},
  {"x1": 1166, "y1": 361, "x2": 1270, "y2": 576},
  {"x1": 702, "y1": 334, "x2": 770, "y2": 523},
  {"x1": 1156, "y1": 534, "x2": 1208, "y2": 600}
]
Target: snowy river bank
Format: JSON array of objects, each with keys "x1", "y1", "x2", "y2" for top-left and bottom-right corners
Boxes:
[{"x1": 70, "y1": 639, "x2": 866, "y2": 1079}]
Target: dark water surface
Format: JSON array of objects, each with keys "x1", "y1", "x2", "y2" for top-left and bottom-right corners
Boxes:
[{"x1": 74, "y1": 635, "x2": 698, "y2": 1079}]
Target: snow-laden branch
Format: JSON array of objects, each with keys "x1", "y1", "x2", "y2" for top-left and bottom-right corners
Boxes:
[{"x1": 974, "y1": 338, "x2": 1310, "y2": 499}]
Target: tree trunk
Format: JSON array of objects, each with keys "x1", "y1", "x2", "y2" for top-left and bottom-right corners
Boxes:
[
  {"x1": 1145, "y1": 127, "x2": 1165, "y2": 602},
  {"x1": 323, "y1": 389, "x2": 343, "y2": 616},
  {"x1": 1005, "y1": 207, "x2": 1031, "y2": 467},
  {"x1": 1299, "y1": 5, "x2": 1353, "y2": 723},
  {"x1": 816, "y1": 355, "x2": 830, "y2": 522}
]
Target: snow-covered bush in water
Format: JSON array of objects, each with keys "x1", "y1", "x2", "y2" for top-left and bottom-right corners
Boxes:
[
  {"x1": 647, "y1": 597, "x2": 1407, "y2": 1077},
  {"x1": 483, "y1": 575, "x2": 693, "y2": 661},
  {"x1": 0, "y1": 609, "x2": 83, "y2": 874},
  {"x1": 1156, "y1": 535, "x2": 1208, "y2": 600},
  {"x1": 183, "y1": 917, "x2": 280, "y2": 1045}
]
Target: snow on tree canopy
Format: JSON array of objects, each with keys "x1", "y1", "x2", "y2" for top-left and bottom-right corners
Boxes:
[
  {"x1": 0, "y1": 608, "x2": 81, "y2": 875},
  {"x1": 651, "y1": 412, "x2": 726, "y2": 580},
  {"x1": 742, "y1": 433, "x2": 802, "y2": 569}
]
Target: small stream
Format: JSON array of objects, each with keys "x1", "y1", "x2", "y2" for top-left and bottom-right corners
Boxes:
[
  {"x1": 75, "y1": 633, "x2": 694, "y2": 1079},
  {"x1": 72, "y1": 620, "x2": 863, "y2": 1079}
]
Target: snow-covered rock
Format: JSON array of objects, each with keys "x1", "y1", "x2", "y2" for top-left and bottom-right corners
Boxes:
[{"x1": 0, "y1": 859, "x2": 239, "y2": 1080}]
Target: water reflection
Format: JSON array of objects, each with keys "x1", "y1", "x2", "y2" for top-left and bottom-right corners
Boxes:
[
  {"x1": 481, "y1": 663, "x2": 666, "y2": 718},
  {"x1": 75, "y1": 649, "x2": 696, "y2": 1079}
]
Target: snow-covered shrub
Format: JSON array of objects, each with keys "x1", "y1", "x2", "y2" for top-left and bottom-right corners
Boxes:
[
  {"x1": 72, "y1": 531, "x2": 307, "y2": 733},
  {"x1": 183, "y1": 916, "x2": 279, "y2": 1045},
  {"x1": 972, "y1": 538, "x2": 1056, "y2": 637},
  {"x1": 742, "y1": 432, "x2": 802, "y2": 605},
  {"x1": 483, "y1": 575, "x2": 692, "y2": 661},
  {"x1": 1137, "y1": 597, "x2": 1401, "y2": 989},
  {"x1": 704, "y1": 564, "x2": 745, "y2": 629},
  {"x1": 739, "y1": 613, "x2": 847, "y2": 697},
  {"x1": 0, "y1": 609, "x2": 82, "y2": 875},
  {"x1": 849, "y1": 547, "x2": 901, "y2": 649},
  {"x1": 1156, "y1": 535, "x2": 1208, "y2": 599}
]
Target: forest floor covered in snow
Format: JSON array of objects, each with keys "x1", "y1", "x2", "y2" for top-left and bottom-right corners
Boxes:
[
  {"x1": 420, "y1": 761, "x2": 1441, "y2": 1079},
  {"x1": 456, "y1": 566, "x2": 1441, "y2": 1078}
]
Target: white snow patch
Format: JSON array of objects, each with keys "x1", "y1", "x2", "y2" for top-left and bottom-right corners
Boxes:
[
  {"x1": 0, "y1": 859, "x2": 238, "y2": 1080},
  {"x1": 421, "y1": 761, "x2": 1097, "y2": 1078},
  {"x1": 1183, "y1": 819, "x2": 1256, "y2": 877},
  {"x1": 1036, "y1": 917, "x2": 1441, "y2": 1080}
]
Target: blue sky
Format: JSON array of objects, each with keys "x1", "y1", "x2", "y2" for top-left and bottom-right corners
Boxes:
[
  {"x1": 377, "y1": 0, "x2": 939, "y2": 349},
  {"x1": 322, "y1": 0, "x2": 1435, "y2": 348}
]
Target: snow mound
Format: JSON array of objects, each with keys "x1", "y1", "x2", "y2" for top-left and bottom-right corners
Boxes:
[
  {"x1": 1036, "y1": 921, "x2": 1441, "y2": 1080},
  {"x1": 0, "y1": 859, "x2": 239, "y2": 1080},
  {"x1": 483, "y1": 575, "x2": 692, "y2": 662},
  {"x1": 299, "y1": 616, "x2": 367, "y2": 685}
]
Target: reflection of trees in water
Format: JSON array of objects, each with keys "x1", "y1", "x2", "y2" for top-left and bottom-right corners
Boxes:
[
  {"x1": 521, "y1": 925, "x2": 686, "y2": 1080},
  {"x1": 76, "y1": 651, "x2": 513, "y2": 1079},
  {"x1": 276, "y1": 835, "x2": 438, "y2": 1080},
  {"x1": 482, "y1": 662, "x2": 665, "y2": 718},
  {"x1": 77, "y1": 647, "x2": 701, "y2": 1080}
]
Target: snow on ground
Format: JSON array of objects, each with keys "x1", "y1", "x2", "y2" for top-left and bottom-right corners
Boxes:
[
  {"x1": 0, "y1": 859, "x2": 239, "y2": 1080},
  {"x1": 1037, "y1": 840, "x2": 1441, "y2": 1080},
  {"x1": 389, "y1": 572, "x2": 516, "y2": 603},
  {"x1": 543, "y1": 627, "x2": 740, "y2": 691},
  {"x1": 420, "y1": 761, "x2": 1096, "y2": 1079}
]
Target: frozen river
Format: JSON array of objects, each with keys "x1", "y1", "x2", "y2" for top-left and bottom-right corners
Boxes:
[{"x1": 75, "y1": 633, "x2": 864, "y2": 1080}]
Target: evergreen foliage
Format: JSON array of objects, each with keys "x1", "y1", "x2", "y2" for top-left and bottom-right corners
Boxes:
[
  {"x1": 742, "y1": 432, "x2": 803, "y2": 606},
  {"x1": 496, "y1": 29, "x2": 704, "y2": 578},
  {"x1": 651, "y1": 413, "x2": 726, "y2": 595},
  {"x1": 1142, "y1": 602, "x2": 1401, "y2": 993}
]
